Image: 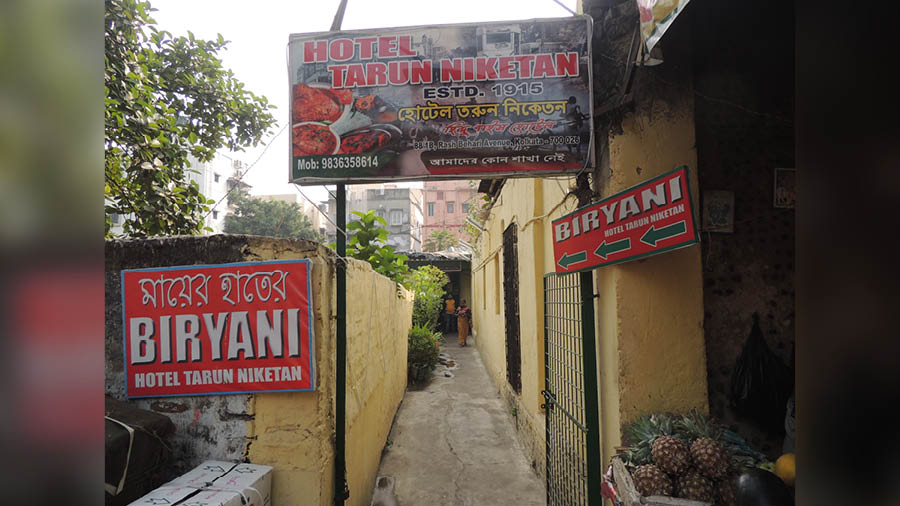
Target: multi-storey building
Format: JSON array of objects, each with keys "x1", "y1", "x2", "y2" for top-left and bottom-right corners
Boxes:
[
  {"x1": 325, "y1": 184, "x2": 424, "y2": 252},
  {"x1": 422, "y1": 180, "x2": 478, "y2": 248}
]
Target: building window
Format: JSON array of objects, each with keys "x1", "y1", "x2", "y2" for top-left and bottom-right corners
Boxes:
[
  {"x1": 447, "y1": 201, "x2": 454, "y2": 213},
  {"x1": 212, "y1": 210, "x2": 219, "y2": 219},
  {"x1": 111, "y1": 213, "x2": 121, "y2": 224},
  {"x1": 390, "y1": 209, "x2": 403, "y2": 225},
  {"x1": 462, "y1": 202, "x2": 470, "y2": 214},
  {"x1": 214, "y1": 173, "x2": 221, "y2": 183},
  {"x1": 437, "y1": 191, "x2": 444, "y2": 200},
  {"x1": 427, "y1": 202, "x2": 434, "y2": 216}
]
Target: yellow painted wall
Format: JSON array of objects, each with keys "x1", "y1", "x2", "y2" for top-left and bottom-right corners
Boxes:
[
  {"x1": 470, "y1": 72, "x2": 709, "y2": 484},
  {"x1": 242, "y1": 239, "x2": 412, "y2": 506},
  {"x1": 244, "y1": 239, "x2": 337, "y2": 506},
  {"x1": 470, "y1": 177, "x2": 579, "y2": 474},
  {"x1": 345, "y1": 259, "x2": 413, "y2": 506},
  {"x1": 595, "y1": 83, "x2": 709, "y2": 470}
]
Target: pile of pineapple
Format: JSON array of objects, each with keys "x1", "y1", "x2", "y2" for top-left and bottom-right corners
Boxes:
[{"x1": 618, "y1": 411, "x2": 749, "y2": 505}]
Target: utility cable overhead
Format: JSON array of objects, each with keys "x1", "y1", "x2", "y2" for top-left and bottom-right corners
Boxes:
[
  {"x1": 203, "y1": 123, "x2": 288, "y2": 219},
  {"x1": 551, "y1": 0, "x2": 576, "y2": 15}
]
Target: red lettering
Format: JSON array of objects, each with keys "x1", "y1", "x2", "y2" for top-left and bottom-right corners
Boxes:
[
  {"x1": 441, "y1": 58, "x2": 463, "y2": 82},
  {"x1": 357, "y1": 37, "x2": 378, "y2": 59},
  {"x1": 410, "y1": 60, "x2": 432, "y2": 85},
  {"x1": 388, "y1": 61, "x2": 409, "y2": 85},
  {"x1": 377, "y1": 36, "x2": 398, "y2": 58},
  {"x1": 397, "y1": 35, "x2": 417, "y2": 57},
  {"x1": 555, "y1": 52, "x2": 579, "y2": 77},
  {"x1": 463, "y1": 57, "x2": 475, "y2": 81},
  {"x1": 515, "y1": 55, "x2": 535, "y2": 78},
  {"x1": 476, "y1": 58, "x2": 498, "y2": 81},
  {"x1": 366, "y1": 62, "x2": 388, "y2": 86},
  {"x1": 498, "y1": 57, "x2": 516, "y2": 79},
  {"x1": 533, "y1": 54, "x2": 555, "y2": 78},
  {"x1": 303, "y1": 40, "x2": 327, "y2": 63},
  {"x1": 330, "y1": 38, "x2": 354, "y2": 62},
  {"x1": 328, "y1": 65, "x2": 347, "y2": 88},
  {"x1": 344, "y1": 64, "x2": 367, "y2": 88}
]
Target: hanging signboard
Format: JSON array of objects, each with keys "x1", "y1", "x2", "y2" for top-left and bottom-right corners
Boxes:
[
  {"x1": 288, "y1": 16, "x2": 593, "y2": 184},
  {"x1": 121, "y1": 260, "x2": 316, "y2": 398},
  {"x1": 637, "y1": 0, "x2": 691, "y2": 54},
  {"x1": 551, "y1": 165, "x2": 699, "y2": 274}
]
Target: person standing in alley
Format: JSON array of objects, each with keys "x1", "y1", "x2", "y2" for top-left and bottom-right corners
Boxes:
[
  {"x1": 457, "y1": 300, "x2": 471, "y2": 347},
  {"x1": 444, "y1": 294, "x2": 456, "y2": 334}
]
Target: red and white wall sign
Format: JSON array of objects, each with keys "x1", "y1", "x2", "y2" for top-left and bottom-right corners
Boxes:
[
  {"x1": 121, "y1": 260, "x2": 316, "y2": 398},
  {"x1": 551, "y1": 165, "x2": 699, "y2": 274}
]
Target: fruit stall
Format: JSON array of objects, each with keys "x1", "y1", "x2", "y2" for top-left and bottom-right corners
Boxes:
[{"x1": 602, "y1": 412, "x2": 795, "y2": 506}]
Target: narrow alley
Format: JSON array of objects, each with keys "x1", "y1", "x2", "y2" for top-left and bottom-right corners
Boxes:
[{"x1": 374, "y1": 334, "x2": 545, "y2": 506}]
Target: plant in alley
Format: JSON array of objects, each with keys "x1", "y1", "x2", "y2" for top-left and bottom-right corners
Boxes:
[
  {"x1": 404, "y1": 265, "x2": 449, "y2": 331},
  {"x1": 407, "y1": 324, "x2": 441, "y2": 384}
]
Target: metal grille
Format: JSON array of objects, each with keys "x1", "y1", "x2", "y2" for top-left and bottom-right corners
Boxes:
[
  {"x1": 543, "y1": 272, "x2": 588, "y2": 505},
  {"x1": 503, "y1": 224, "x2": 521, "y2": 393}
]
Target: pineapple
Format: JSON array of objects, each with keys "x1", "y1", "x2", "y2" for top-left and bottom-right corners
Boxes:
[
  {"x1": 716, "y1": 475, "x2": 737, "y2": 506},
  {"x1": 619, "y1": 414, "x2": 661, "y2": 467},
  {"x1": 676, "y1": 470, "x2": 716, "y2": 502},
  {"x1": 676, "y1": 409, "x2": 733, "y2": 479},
  {"x1": 651, "y1": 435, "x2": 692, "y2": 477},
  {"x1": 690, "y1": 437, "x2": 731, "y2": 480},
  {"x1": 620, "y1": 413, "x2": 692, "y2": 477},
  {"x1": 632, "y1": 464, "x2": 673, "y2": 497}
]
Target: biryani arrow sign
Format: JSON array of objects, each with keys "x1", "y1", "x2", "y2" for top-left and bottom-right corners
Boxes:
[
  {"x1": 557, "y1": 251, "x2": 587, "y2": 270},
  {"x1": 551, "y1": 166, "x2": 700, "y2": 274}
]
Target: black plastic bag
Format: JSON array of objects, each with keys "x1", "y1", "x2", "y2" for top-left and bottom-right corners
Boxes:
[{"x1": 729, "y1": 313, "x2": 793, "y2": 435}]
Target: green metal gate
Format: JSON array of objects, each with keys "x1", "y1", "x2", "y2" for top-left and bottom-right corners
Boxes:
[{"x1": 542, "y1": 271, "x2": 602, "y2": 505}]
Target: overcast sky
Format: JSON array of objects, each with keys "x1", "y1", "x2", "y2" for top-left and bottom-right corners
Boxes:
[{"x1": 150, "y1": 0, "x2": 578, "y2": 204}]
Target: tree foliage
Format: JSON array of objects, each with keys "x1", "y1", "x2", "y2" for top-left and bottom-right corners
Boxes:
[
  {"x1": 405, "y1": 265, "x2": 449, "y2": 331},
  {"x1": 423, "y1": 229, "x2": 459, "y2": 252},
  {"x1": 223, "y1": 192, "x2": 323, "y2": 242},
  {"x1": 335, "y1": 210, "x2": 409, "y2": 283},
  {"x1": 105, "y1": 0, "x2": 276, "y2": 237},
  {"x1": 464, "y1": 193, "x2": 492, "y2": 242}
]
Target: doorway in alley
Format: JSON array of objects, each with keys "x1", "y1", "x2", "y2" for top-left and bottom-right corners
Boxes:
[{"x1": 502, "y1": 223, "x2": 521, "y2": 393}]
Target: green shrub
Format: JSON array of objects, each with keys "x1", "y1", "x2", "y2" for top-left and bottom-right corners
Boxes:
[
  {"x1": 330, "y1": 210, "x2": 409, "y2": 283},
  {"x1": 404, "y1": 265, "x2": 449, "y2": 331},
  {"x1": 407, "y1": 324, "x2": 441, "y2": 384}
]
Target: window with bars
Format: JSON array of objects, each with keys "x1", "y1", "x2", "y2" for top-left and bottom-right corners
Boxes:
[{"x1": 447, "y1": 201, "x2": 454, "y2": 213}]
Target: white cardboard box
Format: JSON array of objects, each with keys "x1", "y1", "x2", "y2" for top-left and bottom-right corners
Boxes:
[{"x1": 128, "y1": 460, "x2": 273, "y2": 506}]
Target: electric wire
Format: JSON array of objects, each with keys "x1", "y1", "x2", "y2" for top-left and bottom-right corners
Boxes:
[{"x1": 202, "y1": 123, "x2": 288, "y2": 219}]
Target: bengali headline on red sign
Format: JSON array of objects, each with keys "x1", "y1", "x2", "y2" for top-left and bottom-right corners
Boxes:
[
  {"x1": 121, "y1": 260, "x2": 315, "y2": 398},
  {"x1": 288, "y1": 16, "x2": 593, "y2": 184}
]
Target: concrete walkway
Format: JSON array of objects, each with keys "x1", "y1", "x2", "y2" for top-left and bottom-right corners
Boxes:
[{"x1": 373, "y1": 333, "x2": 545, "y2": 506}]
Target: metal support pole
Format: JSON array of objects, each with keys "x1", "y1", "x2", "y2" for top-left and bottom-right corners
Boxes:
[
  {"x1": 580, "y1": 270, "x2": 602, "y2": 504},
  {"x1": 331, "y1": 5, "x2": 349, "y2": 504},
  {"x1": 334, "y1": 184, "x2": 349, "y2": 504}
]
